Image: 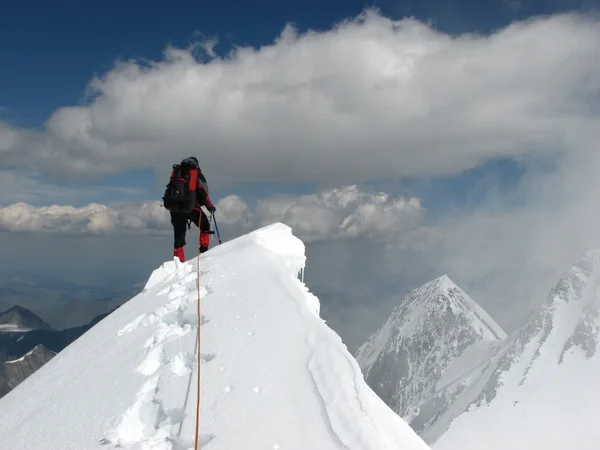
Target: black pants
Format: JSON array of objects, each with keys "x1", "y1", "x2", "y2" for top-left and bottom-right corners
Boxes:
[{"x1": 170, "y1": 209, "x2": 211, "y2": 249}]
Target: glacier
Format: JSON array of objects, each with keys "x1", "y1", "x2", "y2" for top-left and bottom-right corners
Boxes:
[{"x1": 0, "y1": 223, "x2": 431, "y2": 450}]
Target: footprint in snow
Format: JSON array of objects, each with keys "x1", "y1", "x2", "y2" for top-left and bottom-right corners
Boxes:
[
  {"x1": 170, "y1": 352, "x2": 195, "y2": 376},
  {"x1": 117, "y1": 314, "x2": 145, "y2": 336},
  {"x1": 137, "y1": 344, "x2": 164, "y2": 376},
  {"x1": 117, "y1": 291, "x2": 195, "y2": 336},
  {"x1": 200, "y1": 353, "x2": 215, "y2": 363},
  {"x1": 180, "y1": 434, "x2": 215, "y2": 448},
  {"x1": 167, "y1": 285, "x2": 187, "y2": 298},
  {"x1": 161, "y1": 307, "x2": 188, "y2": 328},
  {"x1": 143, "y1": 322, "x2": 191, "y2": 349},
  {"x1": 199, "y1": 434, "x2": 215, "y2": 447}
]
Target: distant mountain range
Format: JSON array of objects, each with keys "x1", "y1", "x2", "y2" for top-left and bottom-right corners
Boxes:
[
  {"x1": 357, "y1": 249, "x2": 600, "y2": 448},
  {"x1": 0, "y1": 304, "x2": 120, "y2": 399},
  {"x1": 0, "y1": 273, "x2": 139, "y2": 330}
]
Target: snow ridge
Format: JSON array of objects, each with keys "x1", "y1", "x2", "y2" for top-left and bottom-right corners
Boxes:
[
  {"x1": 0, "y1": 223, "x2": 430, "y2": 450},
  {"x1": 471, "y1": 249, "x2": 600, "y2": 407},
  {"x1": 101, "y1": 262, "x2": 209, "y2": 448}
]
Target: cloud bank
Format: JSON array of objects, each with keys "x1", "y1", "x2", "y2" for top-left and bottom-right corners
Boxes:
[
  {"x1": 0, "y1": 202, "x2": 169, "y2": 235},
  {"x1": 216, "y1": 185, "x2": 425, "y2": 241},
  {"x1": 1, "y1": 10, "x2": 599, "y2": 188},
  {"x1": 0, "y1": 185, "x2": 425, "y2": 241}
]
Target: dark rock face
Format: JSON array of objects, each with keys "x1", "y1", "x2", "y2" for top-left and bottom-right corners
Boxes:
[{"x1": 0, "y1": 345, "x2": 56, "y2": 398}]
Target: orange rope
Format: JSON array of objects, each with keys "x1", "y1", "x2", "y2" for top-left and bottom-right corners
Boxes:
[{"x1": 194, "y1": 222, "x2": 202, "y2": 450}]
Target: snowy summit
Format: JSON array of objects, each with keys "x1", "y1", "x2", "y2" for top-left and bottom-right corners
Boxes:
[
  {"x1": 355, "y1": 274, "x2": 506, "y2": 438},
  {"x1": 0, "y1": 223, "x2": 431, "y2": 450}
]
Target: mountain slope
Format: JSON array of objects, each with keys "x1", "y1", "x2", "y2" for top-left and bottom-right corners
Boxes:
[
  {"x1": 0, "y1": 223, "x2": 431, "y2": 450},
  {"x1": 0, "y1": 305, "x2": 53, "y2": 331},
  {"x1": 355, "y1": 275, "x2": 506, "y2": 437},
  {"x1": 433, "y1": 249, "x2": 600, "y2": 450},
  {"x1": 0, "y1": 344, "x2": 56, "y2": 397}
]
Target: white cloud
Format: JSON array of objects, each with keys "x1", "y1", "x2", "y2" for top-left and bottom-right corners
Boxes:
[
  {"x1": 379, "y1": 142, "x2": 600, "y2": 332},
  {"x1": 0, "y1": 185, "x2": 425, "y2": 241},
  {"x1": 0, "y1": 202, "x2": 169, "y2": 235},
  {"x1": 217, "y1": 185, "x2": 425, "y2": 242},
  {"x1": 1, "y1": 10, "x2": 599, "y2": 188}
]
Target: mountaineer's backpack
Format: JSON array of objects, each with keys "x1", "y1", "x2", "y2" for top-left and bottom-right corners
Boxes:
[{"x1": 162, "y1": 160, "x2": 198, "y2": 214}]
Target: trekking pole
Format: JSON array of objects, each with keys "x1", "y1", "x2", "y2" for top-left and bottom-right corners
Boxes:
[
  {"x1": 212, "y1": 212, "x2": 222, "y2": 244},
  {"x1": 201, "y1": 205, "x2": 222, "y2": 245}
]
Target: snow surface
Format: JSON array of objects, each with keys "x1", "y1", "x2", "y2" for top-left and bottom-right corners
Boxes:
[
  {"x1": 0, "y1": 223, "x2": 431, "y2": 450},
  {"x1": 432, "y1": 249, "x2": 600, "y2": 450},
  {"x1": 433, "y1": 340, "x2": 502, "y2": 393}
]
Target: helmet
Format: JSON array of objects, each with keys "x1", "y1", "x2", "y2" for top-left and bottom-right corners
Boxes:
[{"x1": 181, "y1": 157, "x2": 199, "y2": 169}]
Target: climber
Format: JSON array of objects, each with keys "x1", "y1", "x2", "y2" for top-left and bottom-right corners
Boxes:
[{"x1": 164, "y1": 156, "x2": 216, "y2": 262}]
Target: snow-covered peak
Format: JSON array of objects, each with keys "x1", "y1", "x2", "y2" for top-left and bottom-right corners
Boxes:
[
  {"x1": 416, "y1": 274, "x2": 505, "y2": 340},
  {"x1": 451, "y1": 279, "x2": 502, "y2": 332},
  {"x1": 432, "y1": 248, "x2": 600, "y2": 450},
  {"x1": 0, "y1": 305, "x2": 53, "y2": 331},
  {"x1": 468, "y1": 248, "x2": 600, "y2": 408},
  {"x1": 0, "y1": 223, "x2": 430, "y2": 450},
  {"x1": 355, "y1": 274, "x2": 505, "y2": 438},
  {"x1": 357, "y1": 275, "x2": 505, "y2": 367}
]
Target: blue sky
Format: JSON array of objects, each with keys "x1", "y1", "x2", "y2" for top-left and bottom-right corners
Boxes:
[
  {"x1": 0, "y1": 0, "x2": 596, "y2": 210},
  {"x1": 2, "y1": 0, "x2": 594, "y2": 128},
  {"x1": 2, "y1": 0, "x2": 368, "y2": 128}
]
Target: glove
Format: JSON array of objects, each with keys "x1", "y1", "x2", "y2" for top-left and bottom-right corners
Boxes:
[{"x1": 209, "y1": 205, "x2": 216, "y2": 213}]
